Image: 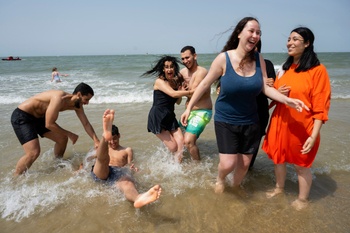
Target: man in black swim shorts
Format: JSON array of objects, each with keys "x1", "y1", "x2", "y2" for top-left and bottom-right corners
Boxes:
[{"x1": 11, "y1": 82, "x2": 100, "y2": 176}]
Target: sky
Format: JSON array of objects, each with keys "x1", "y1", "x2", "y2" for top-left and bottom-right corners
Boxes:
[{"x1": 1, "y1": 0, "x2": 349, "y2": 56}]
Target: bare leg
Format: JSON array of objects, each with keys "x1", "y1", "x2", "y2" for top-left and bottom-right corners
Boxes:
[
  {"x1": 156, "y1": 129, "x2": 184, "y2": 162},
  {"x1": 44, "y1": 131, "x2": 69, "y2": 158},
  {"x1": 14, "y1": 139, "x2": 41, "y2": 176},
  {"x1": 232, "y1": 154, "x2": 252, "y2": 187},
  {"x1": 266, "y1": 163, "x2": 286, "y2": 198},
  {"x1": 184, "y1": 132, "x2": 200, "y2": 161},
  {"x1": 291, "y1": 165, "x2": 311, "y2": 210},
  {"x1": 172, "y1": 128, "x2": 184, "y2": 162},
  {"x1": 215, "y1": 153, "x2": 236, "y2": 193},
  {"x1": 156, "y1": 130, "x2": 178, "y2": 153},
  {"x1": 92, "y1": 109, "x2": 115, "y2": 179},
  {"x1": 102, "y1": 109, "x2": 114, "y2": 141},
  {"x1": 117, "y1": 179, "x2": 162, "y2": 208}
]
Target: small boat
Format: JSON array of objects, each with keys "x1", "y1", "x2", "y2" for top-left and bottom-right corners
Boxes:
[{"x1": 2, "y1": 56, "x2": 21, "y2": 61}]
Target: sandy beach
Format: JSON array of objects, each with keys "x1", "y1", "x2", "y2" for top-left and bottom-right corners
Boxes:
[
  {"x1": 1, "y1": 54, "x2": 350, "y2": 232},
  {"x1": 0, "y1": 98, "x2": 349, "y2": 233}
]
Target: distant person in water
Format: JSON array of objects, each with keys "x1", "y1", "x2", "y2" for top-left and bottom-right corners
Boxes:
[
  {"x1": 90, "y1": 109, "x2": 162, "y2": 208},
  {"x1": 11, "y1": 82, "x2": 100, "y2": 176},
  {"x1": 51, "y1": 67, "x2": 68, "y2": 82}
]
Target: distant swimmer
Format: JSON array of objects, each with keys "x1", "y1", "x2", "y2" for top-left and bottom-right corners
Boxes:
[{"x1": 51, "y1": 67, "x2": 68, "y2": 82}]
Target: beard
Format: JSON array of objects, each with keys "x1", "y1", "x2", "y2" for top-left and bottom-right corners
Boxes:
[{"x1": 74, "y1": 99, "x2": 81, "y2": 109}]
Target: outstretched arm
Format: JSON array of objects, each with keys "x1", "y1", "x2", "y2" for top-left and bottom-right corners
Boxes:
[
  {"x1": 75, "y1": 108, "x2": 100, "y2": 148},
  {"x1": 126, "y1": 147, "x2": 138, "y2": 171},
  {"x1": 259, "y1": 54, "x2": 309, "y2": 112}
]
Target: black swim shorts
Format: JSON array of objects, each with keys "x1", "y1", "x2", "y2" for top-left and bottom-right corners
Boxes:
[
  {"x1": 214, "y1": 121, "x2": 260, "y2": 154},
  {"x1": 11, "y1": 108, "x2": 50, "y2": 145}
]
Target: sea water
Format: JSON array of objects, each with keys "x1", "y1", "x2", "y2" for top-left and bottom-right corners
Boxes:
[{"x1": 0, "y1": 53, "x2": 349, "y2": 232}]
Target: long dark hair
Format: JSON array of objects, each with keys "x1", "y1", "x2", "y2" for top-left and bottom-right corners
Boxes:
[
  {"x1": 282, "y1": 27, "x2": 320, "y2": 72},
  {"x1": 221, "y1": 17, "x2": 259, "y2": 69},
  {"x1": 142, "y1": 55, "x2": 184, "y2": 90}
]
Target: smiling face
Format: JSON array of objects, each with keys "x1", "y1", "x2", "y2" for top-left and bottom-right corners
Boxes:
[
  {"x1": 163, "y1": 61, "x2": 175, "y2": 80},
  {"x1": 108, "y1": 134, "x2": 120, "y2": 149},
  {"x1": 238, "y1": 20, "x2": 261, "y2": 52},
  {"x1": 74, "y1": 93, "x2": 93, "y2": 108},
  {"x1": 181, "y1": 50, "x2": 197, "y2": 70},
  {"x1": 287, "y1": 32, "x2": 309, "y2": 62}
]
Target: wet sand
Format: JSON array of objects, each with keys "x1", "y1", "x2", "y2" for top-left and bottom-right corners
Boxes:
[{"x1": 0, "y1": 99, "x2": 350, "y2": 233}]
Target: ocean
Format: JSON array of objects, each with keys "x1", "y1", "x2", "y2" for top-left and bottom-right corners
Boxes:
[{"x1": 0, "y1": 53, "x2": 349, "y2": 233}]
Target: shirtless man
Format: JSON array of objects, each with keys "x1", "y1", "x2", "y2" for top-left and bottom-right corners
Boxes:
[
  {"x1": 91, "y1": 109, "x2": 161, "y2": 208},
  {"x1": 11, "y1": 82, "x2": 100, "y2": 176},
  {"x1": 179, "y1": 46, "x2": 213, "y2": 160}
]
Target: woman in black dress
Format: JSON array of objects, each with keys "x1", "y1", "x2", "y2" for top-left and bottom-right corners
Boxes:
[{"x1": 142, "y1": 55, "x2": 192, "y2": 162}]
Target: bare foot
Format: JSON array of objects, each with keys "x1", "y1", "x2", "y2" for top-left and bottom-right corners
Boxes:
[
  {"x1": 102, "y1": 109, "x2": 115, "y2": 141},
  {"x1": 215, "y1": 179, "x2": 225, "y2": 194},
  {"x1": 233, "y1": 185, "x2": 249, "y2": 198},
  {"x1": 134, "y1": 185, "x2": 162, "y2": 208},
  {"x1": 291, "y1": 198, "x2": 309, "y2": 211},
  {"x1": 266, "y1": 187, "x2": 284, "y2": 198}
]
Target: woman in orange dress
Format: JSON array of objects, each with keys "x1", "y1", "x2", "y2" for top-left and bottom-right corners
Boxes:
[{"x1": 262, "y1": 27, "x2": 331, "y2": 210}]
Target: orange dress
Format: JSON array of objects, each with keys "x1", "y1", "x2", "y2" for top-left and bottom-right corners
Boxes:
[{"x1": 262, "y1": 64, "x2": 331, "y2": 167}]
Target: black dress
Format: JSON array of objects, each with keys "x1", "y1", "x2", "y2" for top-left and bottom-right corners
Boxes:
[{"x1": 147, "y1": 90, "x2": 179, "y2": 134}]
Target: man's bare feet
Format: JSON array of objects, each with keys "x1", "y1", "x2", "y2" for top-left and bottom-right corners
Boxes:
[
  {"x1": 102, "y1": 109, "x2": 115, "y2": 141},
  {"x1": 134, "y1": 185, "x2": 162, "y2": 208},
  {"x1": 215, "y1": 179, "x2": 225, "y2": 194},
  {"x1": 291, "y1": 198, "x2": 309, "y2": 211},
  {"x1": 266, "y1": 187, "x2": 284, "y2": 198}
]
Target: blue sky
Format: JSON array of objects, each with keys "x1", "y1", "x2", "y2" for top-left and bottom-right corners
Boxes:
[{"x1": 1, "y1": 0, "x2": 349, "y2": 56}]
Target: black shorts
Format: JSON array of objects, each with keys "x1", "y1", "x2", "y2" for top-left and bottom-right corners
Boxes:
[
  {"x1": 214, "y1": 121, "x2": 260, "y2": 154},
  {"x1": 11, "y1": 108, "x2": 50, "y2": 145}
]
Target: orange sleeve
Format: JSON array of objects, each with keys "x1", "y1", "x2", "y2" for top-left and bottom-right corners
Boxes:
[{"x1": 310, "y1": 64, "x2": 331, "y2": 122}]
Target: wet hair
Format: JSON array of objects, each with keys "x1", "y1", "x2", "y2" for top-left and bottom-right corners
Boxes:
[
  {"x1": 52, "y1": 67, "x2": 57, "y2": 72},
  {"x1": 141, "y1": 55, "x2": 184, "y2": 90},
  {"x1": 221, "y1": 17, "x2": 260, "y2": 69},
  {"x1": 73, "y1": 82, "x2": 94, "y2": 96},
  {"x1": 112, "y1": 125, "x2": 119, "y2": 136},
  {"x1": 181, "y1": 45, "x2": 196, "y2": 54},
  {"x1": 282, "y1": 27, "x2": 320, "y2": 72}
]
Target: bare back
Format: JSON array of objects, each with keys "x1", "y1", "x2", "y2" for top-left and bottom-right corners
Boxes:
[{"x1": 18, "y1": 90, "x2": 76, "y2": 118}]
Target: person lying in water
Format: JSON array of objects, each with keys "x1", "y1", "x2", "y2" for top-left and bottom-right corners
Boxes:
[{"x1": 89, "y1": 109, "x2": 162, "y2": 208}]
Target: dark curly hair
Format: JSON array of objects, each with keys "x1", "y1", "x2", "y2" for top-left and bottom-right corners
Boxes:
[{"x1": 142, "y1": 55, "x2": 184, "y2": 90}]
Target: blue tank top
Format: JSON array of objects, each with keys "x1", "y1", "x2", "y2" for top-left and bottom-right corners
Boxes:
[{"x1": 214, "y1": 52, "x2": 263, "y2": 125}]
